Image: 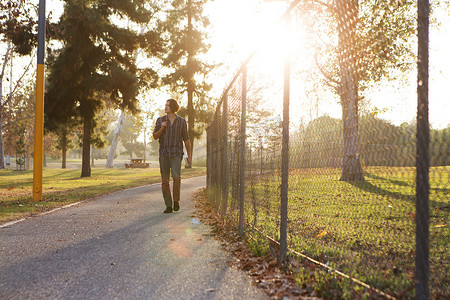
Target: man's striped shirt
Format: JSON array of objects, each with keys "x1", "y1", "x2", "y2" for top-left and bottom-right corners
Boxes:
[{"x1": 153, "y1": 115, "x2": 189, "y2": 157}]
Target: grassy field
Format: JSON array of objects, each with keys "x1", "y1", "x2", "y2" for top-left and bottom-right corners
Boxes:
[
  {"x1": 0, "y1": 163, "x2": 205, "y2": 223},
  {"x1": 226, "y1": 166, "x2": 448, "y2": 298}
]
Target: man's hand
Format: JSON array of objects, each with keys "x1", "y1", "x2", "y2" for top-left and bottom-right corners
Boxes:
[
  {"x1": 153, "y1": 121, "x2": 167, "y2": 140},
  {"x1": 184, "y1": 139, "x2": 192, "y2": 168},
  {"x1": 186, "y1": 157, "x2": 192, "y2": 168}
]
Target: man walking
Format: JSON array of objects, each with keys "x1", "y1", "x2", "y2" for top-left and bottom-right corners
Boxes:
[{"x1": 153, "y1": 99, "x2": 192, "y2": 213}]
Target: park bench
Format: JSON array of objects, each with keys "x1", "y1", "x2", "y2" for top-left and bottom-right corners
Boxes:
[{"x1": 125, "y1": 158, "x2": 150, "y2": 168}]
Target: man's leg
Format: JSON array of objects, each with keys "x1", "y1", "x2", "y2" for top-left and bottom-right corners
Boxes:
[
  {"x1": 159, "y1": 155, "x2": 172, "y2": 212},
  {"x1": 171, "y1": 155, "x2": 183, "y2": 211}
]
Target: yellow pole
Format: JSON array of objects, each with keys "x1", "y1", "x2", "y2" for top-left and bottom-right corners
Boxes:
[
  {"x1": 33, "y1": 0, "x2": 45, "y2": 201},
  {"x1": 33, "y1": 64, "x2": 44, "y2": 201}
]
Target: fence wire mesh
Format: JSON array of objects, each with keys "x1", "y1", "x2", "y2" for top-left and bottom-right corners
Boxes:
[{"x1": 206, "y1": 0, "x2": 448, "y2": 298}]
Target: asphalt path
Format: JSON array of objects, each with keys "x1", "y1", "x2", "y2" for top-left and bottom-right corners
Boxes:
[{"x1": 0, "y1": 176, "x2": 266, "y2": 300}]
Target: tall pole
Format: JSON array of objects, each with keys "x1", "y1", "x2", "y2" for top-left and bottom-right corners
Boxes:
[
  {"x1": 279, "y1": 12, "x2": 291, "y2": 265},
  {"x1": 416, "y1": 0, "x2": 429, "y2": 298},
  {"x1": 238, "y1": 66, "x2": 247, "y2": 235},
  {"x1": 221, "y1": 93, "x2": 228, "y2": 216},
  {"x1": 33, "y1": 0, "x2": 45, "y2": 201}
]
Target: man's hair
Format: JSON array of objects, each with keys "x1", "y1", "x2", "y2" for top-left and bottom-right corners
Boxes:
[{"x1": 167, "y1": 98, "x2": 180, "y2": 113}]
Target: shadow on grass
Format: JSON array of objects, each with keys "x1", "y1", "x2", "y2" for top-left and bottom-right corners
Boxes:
[
  {"x1": 349, "y1": 176, "x2": 414, "y2": 203},
  {"x1": 351, "y1": 172, "x2": 448, "y2": 207},
  {"x1": 364, "y1": 172, "x2": 412, "y2": 187},
  {"x1": 0, "y1": 169, "x2": 33, "y2": 177}
]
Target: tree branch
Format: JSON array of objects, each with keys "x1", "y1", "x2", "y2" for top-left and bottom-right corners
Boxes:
[
  {"x1": 314, "y1": 53, "x2": 339, "y2": 90},
  {"x1": 0, "y1": 42, "x2": 12, "y2": 95},
  {"x1": 310, "y1": 0, "x2": 334, "y2": 11},
  {"x1": 0, "y1": 50, "x2": 36, "y2": 110},
  {"x1": 3, "y1": 115, "x2": 34, "y2": 128}
]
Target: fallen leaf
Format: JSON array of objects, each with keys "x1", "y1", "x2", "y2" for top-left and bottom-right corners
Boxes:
[
  {"x1": 316, "y1": 230, "x2": 327, "y2": 238},
  {"x1": 268, "y1": 258, "x2": 277, "y2": 268},
  {"x1": 408, "y1": 212, "x2": 416, "y2": 220}
]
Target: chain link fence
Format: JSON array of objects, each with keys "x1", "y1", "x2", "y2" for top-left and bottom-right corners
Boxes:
[{"x1": 206, "y1": 0, "x2": 448, "y2": 298}]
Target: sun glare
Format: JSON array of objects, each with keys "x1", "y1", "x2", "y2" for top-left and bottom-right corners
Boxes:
[
  {"x1": 205, "y1": 0, "x2": 309, "y2": 115},
  {"x1": 206, "y1": 0, "x2": 296, "y2": 65}
]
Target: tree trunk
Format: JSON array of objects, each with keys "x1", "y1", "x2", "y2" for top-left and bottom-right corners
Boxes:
[
  {"x1": 61, "y1": 128, "x2": 67, "y2": 169},
  {"x1": 62, "y1": 136, "x2": 67, "y2": 169},
  {"x1": 0, "y1": 40, "x2": 11, "y2": 170},
  {"x1": 187, "y1": 0, "x2": 195, "y2": 162},
  {"x1": 340, "y1": 81, "x2": 364, "y2": 181},
  {"x1": 81, "y1": 114, "x2": 92, "y2": 177},
  {"x1": 25, "y1": 130, "x2": 31, "y2": 170},
  {"x1": 91, "y1": 145, "x2": 94, "y2": 166},
  {"x1": 0, "y1": 114, "x2": 5, "y2": 169},
  {"x1": 187, "y1": 79, "x2": 194, "y2": 160},
  {"x1": 143, "y1": 128, "x2": 147, "y2": 162},
  {"x1": 106, "y1": 111, "x2": 125, "y2": 168},
  {"x1": 337, "y1": 0, "x2": 364, "y2": 182}
]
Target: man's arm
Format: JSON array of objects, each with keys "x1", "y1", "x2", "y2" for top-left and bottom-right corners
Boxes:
[
  {"x1": 184, "y1": 139, "x2": 192, "y2": 167},
  {"x1": 153, "y1": 120, "x2": 167, "y2": 139}
]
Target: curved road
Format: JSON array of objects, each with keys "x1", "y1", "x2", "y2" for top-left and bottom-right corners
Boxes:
[{"x1": 0, "y1": 176, "x2": 266, "y2": 299}]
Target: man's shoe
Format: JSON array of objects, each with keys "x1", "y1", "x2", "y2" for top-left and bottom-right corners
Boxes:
[
  {"x1": 173, "y1": 201, "x2": 180, "y2": 212},
  {"x1": 164, "y1": 207, "x2": 173, "y2": 213}
]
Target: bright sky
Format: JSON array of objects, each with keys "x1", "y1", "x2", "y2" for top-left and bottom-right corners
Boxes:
[
  {"x1": 19, "y1": 0, "x2": 450, "y2": 130},
  {"x1": 204, "y1": 0, "x2": 450, "y2": 129}
]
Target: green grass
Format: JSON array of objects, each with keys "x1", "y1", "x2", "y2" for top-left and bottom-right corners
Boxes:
[
  {"x1": 0, "y1": 166, "x2": 206, "y2": 223},
  {"x1": 223, "y1": 166, "x2": 449, "y2": 298}
]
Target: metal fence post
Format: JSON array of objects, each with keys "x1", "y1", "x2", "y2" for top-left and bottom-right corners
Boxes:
[
  {"x1": 206, "y1": 127, "x2": 210, "y2": 197},
  {"x1": 416, "y1": 0, "x2": 430, "y2": 298},
  {"x1": 212, "y1": 120, "x2": 218, "y2": 207},
  {"x1": 216, "y1": 110, "x2": 222, "y2": 209},
  {"x1": 279, "y1": 12, "x2": 291, "y2": 264},
  {"x1": 239, "y1": 66, "x2": 247, "y2": 235},
  {"x1": 222, "y1": 94, "x2": 229, "y2": 216}
]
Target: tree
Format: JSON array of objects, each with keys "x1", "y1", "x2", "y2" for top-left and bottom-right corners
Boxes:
[
  {"x1": 106, "y1": 111, "x2": 125, "y2": 168},
  {"x1": 45, "y1": 0, "x2": 163, "y2": 177},
  {"x1": 14, "y1": 123, "x2": 27, "y2": 170},
  {"x1": 140, "y1": 106, "x2": 157, "y2": 161},
  {"x1": 297, "y1": 115, "x2": 342, "y2": 168},
  {"x1": 119, "y1": 114, "x2": 145, "y2": 159},
  {"x1": 161, "y1": 0, "x2": 214, "y2": 160},
  {"x1": 0, "y1": 0, "x2": 37, "y2": 169},
  {"x1": 430, "y1": 126, "x2": 449, "y2": 167},
  {"x1": 105, "y1": 22, "x2": 159, "y2": 168},
  {"x1": 2, "y1": 78, "x2": 35, "y2": 170},
  {"x1": 301, "y1": 0, "x2": 416, "y2": 181},
  {"x1": 358, "y1": 115, "x2": 415, "y2": 167},
  {"x1": 54, "y1": 126, "x2": 76, "y2": 169},
  {"x1": 43, "y1": 131, "x2": 61, "y2": 167},
  {"x1": 42, "y1": 46, "x2": 79, "y2": 169}
]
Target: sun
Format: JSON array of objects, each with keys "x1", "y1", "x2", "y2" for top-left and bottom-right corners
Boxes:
[
  {"x1": 204, "y1": 0, "x2": 310, "y2": 117},
  {"x1": 205, "y1": 0, "x2": 296, "y2": 65}
]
